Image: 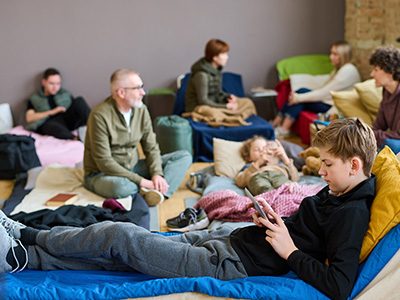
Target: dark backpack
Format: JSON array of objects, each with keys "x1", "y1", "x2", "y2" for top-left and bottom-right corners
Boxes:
[{"x1": 0, "y1": 134, "x2": 41, "y2": 179}]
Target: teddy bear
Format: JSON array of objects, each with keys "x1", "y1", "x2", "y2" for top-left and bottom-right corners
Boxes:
[{"x1": 299, "y1": 146, "x2": 321, "y2": 176}]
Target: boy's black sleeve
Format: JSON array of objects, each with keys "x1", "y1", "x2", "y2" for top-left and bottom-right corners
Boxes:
[{"x1": 286, "y1": 207, "x2": 370, "y2": 300}]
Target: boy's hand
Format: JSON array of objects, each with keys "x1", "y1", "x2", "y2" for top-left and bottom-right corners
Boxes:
[
  {"x1": 258, "y1": 209, "x2": 298, "y2": 260},
  {"x1": 249, "y1": 198, "x2": 274, "y2": 225},
  {"x1": 252, "y1": 212, "x2": 264, "y2": 227}
]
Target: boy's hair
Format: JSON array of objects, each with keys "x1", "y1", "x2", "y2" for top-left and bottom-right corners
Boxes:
[
  {"x1": 312, "y1": 118, "x2": 377, "y2": 176},
  {"x1": 369, "y1": 46, "x2": 400, "y2": 81},
  {"x1": 42, "y1": 68, "x2": 61, "y2": 80},
  {"x1": 240, "y1": 135, "x2": 267, "y2": 163},
  {"x1": 204, "y1": 39, "x2": 229, "y2": 62},
  {"x1": 331, "y1": 41, "x2": 353, "y2": 68}
]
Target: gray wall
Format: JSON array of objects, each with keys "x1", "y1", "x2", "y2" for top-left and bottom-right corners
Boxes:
[{"x1": 0, "y1": 0, "x2": 345, "y2": 124}]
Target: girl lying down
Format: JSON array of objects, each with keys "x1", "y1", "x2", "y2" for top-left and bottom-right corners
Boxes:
[
  {"x1": 168, "y1": 137, "x2": 312, "y2": 232},
  {"x1": 166, "y1": 182, "x2": 324, "y2": 232},
  {"x1": 235, "y1": 137, "x2": 299, "y2": 195}
]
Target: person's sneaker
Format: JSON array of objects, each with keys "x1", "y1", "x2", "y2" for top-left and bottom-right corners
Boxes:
[
  {"x1": 166, "y1": 208, "x2": 210, "y2": 232},
  {"x1": 0, "y1": 225, "x2": 28, "y2": 273},
  {"x1": 140, "y1": 187, "x2": 164, "y2": 207},
  {"x1": 0, "y1": 210, "x2": 25, "y2": 239},
  {"x1": 186, "y1": 173, "x2": 204, "y2": 194}
]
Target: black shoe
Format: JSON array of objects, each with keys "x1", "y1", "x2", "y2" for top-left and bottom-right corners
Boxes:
[
  {"x1": 166, "y1": 208, "x2": 209, "y2": 232},
  {"x1": 186, "y1": 173, "x2": 204, "y2": 194}
]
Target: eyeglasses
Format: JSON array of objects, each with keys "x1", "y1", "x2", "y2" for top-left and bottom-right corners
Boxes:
[{"x1": 122, "y1": 84, "x2": 144, "y2": 91}]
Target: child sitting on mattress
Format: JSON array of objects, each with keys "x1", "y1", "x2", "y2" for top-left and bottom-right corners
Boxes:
[{"x1": 235, "y1": 136, "x2": 299, "y2": 195}]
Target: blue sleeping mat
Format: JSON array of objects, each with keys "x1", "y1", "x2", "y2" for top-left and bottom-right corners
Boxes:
[
  {"x1": 2, "y1": 224, "x2": 399, "y2": 300},
  {"x1": 190, "y1": 115, "x2": 275, "y2": 162}
]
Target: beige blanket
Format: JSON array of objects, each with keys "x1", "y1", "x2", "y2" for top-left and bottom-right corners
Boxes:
[
  {"x1": 182, "y1": 98, "x2": 257, "y2": 127},
  {"x1": 11, "y1": 165, "x2": 132, "y2": 215}
]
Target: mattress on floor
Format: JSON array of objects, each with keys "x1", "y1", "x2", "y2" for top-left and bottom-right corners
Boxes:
[{"x1": 3, "y1": 224, "x2": 399, "y2": 300}]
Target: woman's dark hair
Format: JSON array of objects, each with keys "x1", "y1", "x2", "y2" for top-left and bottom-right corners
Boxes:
[
  {"x1": 369, "y1": 46, "x2": 400, "y2": 81},
  {"x1": 204, "y1": 39, "x2": 229, "y2": 62},
  {"x1": 42, "y1": 68, "x2": 61, "y2": 80}
]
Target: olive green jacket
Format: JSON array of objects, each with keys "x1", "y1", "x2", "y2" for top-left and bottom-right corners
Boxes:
[
  {"x1": 184, "y1": 58, "x2": 229, "y2": 112},
  {"x1": 84, "y1": 97, "x2": 163, "y2": 184}
]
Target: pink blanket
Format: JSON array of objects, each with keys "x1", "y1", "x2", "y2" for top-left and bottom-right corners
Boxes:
[
  {"x1": 195, "y1": 183, "x2": 324, "y2": 222},
  {"x1": 8, "y1": 126, "x2": 84, "y2": 167}
]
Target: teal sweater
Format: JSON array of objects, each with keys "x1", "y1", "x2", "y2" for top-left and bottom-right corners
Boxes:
[{"x1": 26, "y1": 88, "x2": 72, "y2": 130}]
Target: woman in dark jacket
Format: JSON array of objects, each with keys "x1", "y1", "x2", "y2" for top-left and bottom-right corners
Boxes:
[{"x1": 185, "y1": 39, "x2": 238, "y2": 112}]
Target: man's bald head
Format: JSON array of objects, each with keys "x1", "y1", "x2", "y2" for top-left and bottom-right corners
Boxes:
[{"x1": 110, "y1": 69, "x2": 139, "y2": 96}]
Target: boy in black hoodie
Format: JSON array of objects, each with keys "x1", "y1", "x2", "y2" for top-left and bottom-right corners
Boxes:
[{"x1": 1, "y1": 118, "x2": 376, "y2": 300}]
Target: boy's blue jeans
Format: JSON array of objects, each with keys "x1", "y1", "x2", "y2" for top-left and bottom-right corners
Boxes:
[{"x1": 84, "y1": 150, "x2": 192, "y2": 199}]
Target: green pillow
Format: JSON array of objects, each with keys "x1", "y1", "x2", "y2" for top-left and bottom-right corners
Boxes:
[{"x1": 276, "y1": 54, "x2": 333, "y2": 80}]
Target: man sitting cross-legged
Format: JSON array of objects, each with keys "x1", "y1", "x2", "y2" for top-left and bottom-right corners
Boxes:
[{"x1": 83, "y1": 68, "x2": 192, "y2": 206}]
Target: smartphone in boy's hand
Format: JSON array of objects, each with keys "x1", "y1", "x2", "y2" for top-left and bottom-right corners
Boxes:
[{"x1": 244, "y1": 188, "x2": 275, "y2": 222}]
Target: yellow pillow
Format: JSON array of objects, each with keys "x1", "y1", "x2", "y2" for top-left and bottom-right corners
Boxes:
[
  {"x1": 359, "y1": 146, "x2": 400, "y2": 262},
  {"x1": 354, "y1": 79, "x2": 383, "y2": 120},
  {"x1": 331, "y1": 89, "x2": 373, "y2": 125},
  {"x1": 213, "y1": 138, "x2": 245, "y2": 178}
]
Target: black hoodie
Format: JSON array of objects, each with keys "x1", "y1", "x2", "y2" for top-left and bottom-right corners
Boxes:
[{"x1": 230, "y1": 176, "x2": 375, "y2": 300}]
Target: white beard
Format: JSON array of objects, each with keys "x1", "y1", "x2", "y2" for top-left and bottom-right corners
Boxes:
[{"x1": 133, "y1": 101, "x2": 143, "y2": 108}]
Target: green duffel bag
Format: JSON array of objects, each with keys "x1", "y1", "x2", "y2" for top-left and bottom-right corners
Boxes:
[{"x1": 154, "y1": 115, "x2": 193, "y2": 155}]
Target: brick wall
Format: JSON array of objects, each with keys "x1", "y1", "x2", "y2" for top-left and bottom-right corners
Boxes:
[{"x1": 345, "y1": 0, "x2": 400, "y2": 79}]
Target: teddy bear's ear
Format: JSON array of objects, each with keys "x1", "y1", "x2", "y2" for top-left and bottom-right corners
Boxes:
[{"x1": 299, "y1": 150, "x2": 307, "y2": 159}]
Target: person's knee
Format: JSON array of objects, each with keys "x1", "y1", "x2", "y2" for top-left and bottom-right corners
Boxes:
[
  {"x1": 271, "y1": 174, "x2": 289, "y2": 189},
  {"x1": 284, "y1": 112, "x2": 298, "y2": 121},
  {"x1": 74, "y1": 96, "x2": 89, "y2": 107},
  {"x1": 172, "y1": 150, "x2": 192, "y2": 164},
  {"x1": 106, "y1": 183, "x2": 136, "y2": 198},
  {"x1": 86, "y1": 176, "x2": 137, "y2": 198},
  {"x1": 39, "y1": 121, "x2": 73, "y2": 139},
  {"x1": 248, "y1": 176, "x2": 273, "y2": 195},
  {"x1": 162, "y1": 150, "x2": 192, "y2": 169},
  {"x1": 73, "y1": 96, "x2": 91, "y2": 116}
]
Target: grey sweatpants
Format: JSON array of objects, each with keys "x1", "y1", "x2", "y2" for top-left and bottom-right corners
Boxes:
[{"x1": 27, "y1": 221, "x2": 248, "y2": 280}]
